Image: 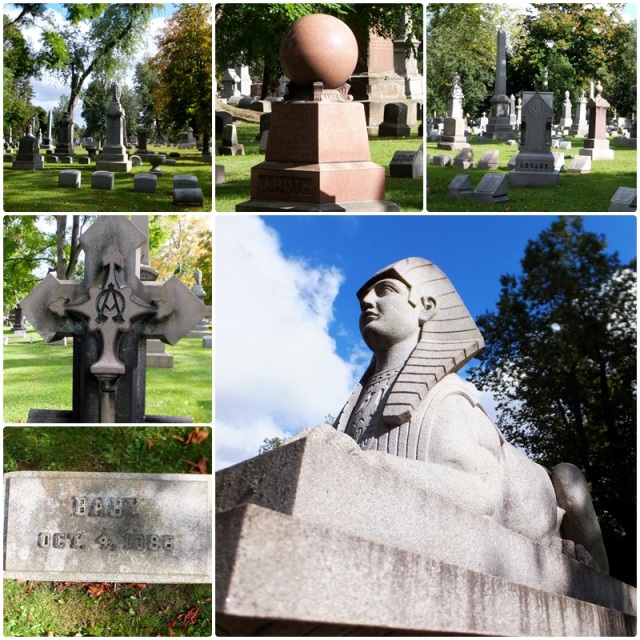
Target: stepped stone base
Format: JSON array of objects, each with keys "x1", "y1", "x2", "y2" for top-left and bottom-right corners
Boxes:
[{"x1": 216, "y1": 425, "x2": 636, "y2": 637}]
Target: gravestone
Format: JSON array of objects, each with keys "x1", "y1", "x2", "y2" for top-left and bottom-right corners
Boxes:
[
  {"x1": 453, "y1": 148, "x2": 473, "y2": 169},
  {"x1": 567, "y1": 156, "x2": 591, "y2": 174},
  {"x1": 134, "y1": 173, "x2": 158, "y2": 194},
  {"x1": 516, "y1": 97, "x2": 522, "y2": 128},
  {"x1": 259, "y1": 131, "x2": 269, "y2": 154},
  {"x1": 45, "y1": 155, "x2": 59, "y2": 163},
  {"x1": 4, "y1": 471, "x2": 211, "y2": 583},
  {"x1": 173, "y1": 188, "x2": 204, "y2": 208},
  {"x1": 608, "y1": 187, "x2": 637, "y2": 212},
  {"x1": 485, "y1": 30, "x2": 515, "y2": 140},
  {"x1": 12, "y1": 305, "x2": 26, "y2": 337},
  {"x1": 249, "y1": 101, "x2": 271, "y2": 113},
  {"x1": 389, "y1": 146, "x2": 422, "y2": 179},
  {"x1": 12, "y1": 124, "x2": 44, "y2": 170},
  {"x1": 509, "y1": 91, "x2": 560, "y2": 187},
  {"x1": 509, "y1": 93, "x2": 517, "y2": 128},
  {"x1": 54, "y1": 111, "x2": 74, "y2": 158},
  {"x1": 432, "y1": 154, "x2": 451, "y2": 166},
  {"x1": 216, "y1": 111, "x2": 233, "y2": 139},
  {"x1": 558, "y1": 91, "x2": 573, "y2": 132},
  {"x1": 218, "y1": 124, "x2": 245, "y2": 156},
  {"x1": 552, "y1": 152, "x2": 566, "y2": 172},
  {"x1": 91, "y1": 171, "x2": 115, "y2": 190},
  {"x1": 178, "y1": 125, "x2": 197, "y2": 149},
  {"x1": 135, "y1": 126, "x2": 154, "y2": 159},
  {"x1": 378, "y1": 103, "x2": 411, "y2": 137},
  {"x1": 19, "y1": 216, "x2": 211, "y2": 423},
  {"x1": 447, "y1": 173, "x2": 472, "y2": 199},
  {"x1": 477, "y1": 150, "x2": 499, "y2": 170},
  {"x1": 580, "y1": 81, "x2": 615, "y2": 161},
  {"x1": 221, "y1": 68, "x2": 240, "y2": 98},
  {"x1": 186, "y1": 268, "x2": 210, "y2": 339},
  {"x1": 41, "y1": 110, "x2": 54, "y2": 150},
  {"x1": 96, "y1": 83, "x2": 132, "y2": 173},
  {"x1": 216, "y1": 164, "x2": 225, "y2": 185},
  {"x1": 472, "y1": 173, "x2": 509, "y2": 203},
  {"x1": 255, "y1": 113, "x2": 271, "y2": 141},
  {"x1": 570, "y1": 89, "x2": 589, "y2": 136},
  {"x1": 58, "y1": 170, "x2": 81, "y2": 188},
  {"x1": 236, "y1": 14, "x2": 399, "y2": 212},
  {"x1": 437, "y1": 72, "x2": 470, "y2": 151}
]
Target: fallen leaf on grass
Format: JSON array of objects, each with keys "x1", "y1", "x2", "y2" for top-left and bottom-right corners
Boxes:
[
  {"x1": 45, "y1": 632, "x2": 54, "y2": 637},
  {"x1": 172, "y1": 434, "x2": 185, "y2": 442},
  {"x1": 185, "y1": 427, "x2": 209, "y2": 446},
  {"x1": 147, "y1": 438, "x2": 153, "y2": 451},
  {"x1": 81, "y1": 583, "x2": 112, "y2": 598},
  {"x1": 186, "y1": 455, "x2": 208, "y2": 474}
]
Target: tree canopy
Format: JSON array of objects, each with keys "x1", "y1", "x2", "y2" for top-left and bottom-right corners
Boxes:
[
  {"x1": 427, "y1": 3, "x2": 637, "y2": 118},
  {"x1": 468, "y1": 217, "x2": 636, "y2": 585}
]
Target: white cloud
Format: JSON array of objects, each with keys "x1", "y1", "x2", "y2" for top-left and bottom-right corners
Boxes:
[
  {"x1": 215, "y1": 216, "x2": 358, "y2": 470},
  {"x1": 461, "y1": 379, "x2": 499, "y2": 424}
]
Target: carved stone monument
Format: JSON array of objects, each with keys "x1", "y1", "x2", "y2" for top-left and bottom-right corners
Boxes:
[
  {"x1": 54, "y1": 111, "x2": 74, "y2": 158},
  {"x1": 41, "y1": 110, "x2": 54, "y2": 151},
  {"x1": 19, "y1": 216, "x2": 211, "y2": 423},
  {"x1": 509, "y1": 91, "x2": 560, "y2": 187},
  {"x1": 12, "y1": 124, "x2": 44, "y2": 171},
  {"x1": 236, "y1": 14, "x2": 399, "y2": 212},
  {"x1": 559, "y1": 90, "x2": 573, "y2": 132},
  {"x1": 4, "y1": 471, "x2": 211, "y2": 583},
  {"x1": 216, "y1": 258, "x2": 636, "y2": 636},
  {"x1": 437, "y1": 72, "x2": 470, "y2": 151},
  {"x1": 485, "y1": 29, "x2": 515, "y2": 140},
  {"x1": 579, "y1": 81, "x2": 615, "y2": 161},
  {"x1": 96, "y1": 83, "x2": 132, "y2": 173}
]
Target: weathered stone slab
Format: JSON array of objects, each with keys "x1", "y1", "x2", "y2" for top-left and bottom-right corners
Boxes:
[
  {"x1": 567, "y1": 155, "x2": 591, "y2": 174},
  {"x1": 173, "y1": 188, "x2": 204, "y2": 207},
  {"x1": 58, "y1": 170, "x2": 81, "y2": 188},
  {"x1": 472, "y1": 172, "x2": 509, "y2": 203},
  {"x1": 447, "y1": 173, "x2": 472, "y2": 199},
  {"x1": 389, "y1": 149, "x2": 421, "y2": 178},
  {"x1": 477, "y1": 150, "x2": 499, "y2": 170},
  {"x1": 432, "y1": 154, "x2": 451, "y2": 167},
  {"x1": 5, "y1": 471, "x2": 211, "y2": 583},
  {"x1": 608, "y1": 186, "x2": 637, "y2": 212}
]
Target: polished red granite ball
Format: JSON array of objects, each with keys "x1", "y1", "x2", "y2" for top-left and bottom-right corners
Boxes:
[{"x1": 279, "y1": 14, "x2": 358, "y2": 90}]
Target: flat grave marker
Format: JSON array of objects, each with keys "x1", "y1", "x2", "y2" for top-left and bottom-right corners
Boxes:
[{"x1": 4, "y1": 471, "x2": 211, "y2": 583}]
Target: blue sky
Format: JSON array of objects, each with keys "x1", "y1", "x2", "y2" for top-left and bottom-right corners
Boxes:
[{"x1": 215, "y1": 214, "x2": 636, "y2": 469}]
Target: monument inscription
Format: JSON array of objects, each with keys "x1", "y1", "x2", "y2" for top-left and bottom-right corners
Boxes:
[{"x1": 4, "y1": 471, "x2": 211, "y2": 583}]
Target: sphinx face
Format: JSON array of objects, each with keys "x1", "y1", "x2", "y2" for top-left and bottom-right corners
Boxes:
[{"x1": 358, "y1": 278, "x2": 422, "y2": 351}]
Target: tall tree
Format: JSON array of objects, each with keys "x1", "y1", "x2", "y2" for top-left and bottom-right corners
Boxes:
[
  {"x1": 81, "y1": 77, "x2": 109, "y2": 142},
  {"x1": 134, "y1": 59, "x2": 160, "y2": 137},
  {"x1": 152, "y1": 4, "x2": 212, "y2": 142},
  {"x1": 3, "y1": 3, "x2": 47, "y2": 33},
  {"x1": 468, "y1": 217, "x2": 636, "y2": 585},
  {"x1": 37, "y1": 3, "x2": 158, "y2": 122}
]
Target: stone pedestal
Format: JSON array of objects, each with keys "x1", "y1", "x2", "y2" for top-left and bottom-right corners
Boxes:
[
  {"x1": 485, "y1": 30, "x2": 515, "y2": 140},
  {"x1": 558, "y1": 90, "x2": 573, "y2": 132},
  {"x1": 96, "y1": 94, "x2": 132, "y2": 173},
  {"x1": 236, "y1": 100, "x2": 398, "y2": 211},
  {"x1": 570, "y1": 89, "x2": 589, "y2": 136},
  {"x1": 437, "y1": 118, "x2": 469, "y2": 150},
  {"x1": 580, "y1": 82, "x2": 614, "y2": 161},
  {"x1": 216, "y1": 426, "x2": 636, "y2": 636}
]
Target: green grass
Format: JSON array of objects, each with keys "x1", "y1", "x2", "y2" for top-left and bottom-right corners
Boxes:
[
  {"x1": 427, "y1": 136, "x2": 637, "y2": 211},
  {"x1": 3, "y1": 327, "x2": 212, "y2": 423},
  {"x1": 215, "y1": 121, "x2": 424, "y2": 211},
  {"x1": 3, "y1": 427, "x2": 212, "y2": 636},
  {"x1": 4, "y1": 147, "x2": 213, "y2": 212}
]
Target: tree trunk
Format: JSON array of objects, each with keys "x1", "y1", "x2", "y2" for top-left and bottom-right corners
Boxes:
[{"x1": 55, "y1": 216, "x2": 67, "y2": 279}]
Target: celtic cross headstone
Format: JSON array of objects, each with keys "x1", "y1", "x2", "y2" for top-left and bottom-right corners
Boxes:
[{"x1": 20, "y1": 216, "x2": 211, "y2": 423}]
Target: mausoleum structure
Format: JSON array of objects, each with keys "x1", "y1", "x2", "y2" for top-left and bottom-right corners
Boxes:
[
  {"x1": 217, "y1": 258, "x2": 636, "y2": 636},
  {"x1": 236, "y1": 14, "x2": 398, "y2": 212}
]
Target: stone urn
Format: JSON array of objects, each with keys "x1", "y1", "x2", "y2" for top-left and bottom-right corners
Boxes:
[{"x1": 148, "y1": 153, "x2": 166, "y2": 176}]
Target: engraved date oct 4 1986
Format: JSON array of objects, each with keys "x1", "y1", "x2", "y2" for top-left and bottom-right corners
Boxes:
[{"x1": 37, "y1": 532, "x2": 175, "y2": 551}]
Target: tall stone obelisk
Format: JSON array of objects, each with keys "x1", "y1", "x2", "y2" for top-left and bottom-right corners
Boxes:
[{"x1": 485, "y1": 29, "x2": 514, "y2": 140}]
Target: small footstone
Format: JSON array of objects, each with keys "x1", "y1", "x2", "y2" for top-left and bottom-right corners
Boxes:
[
  {"x1": 60, "y1": 156, "x2": 73, "y2": 164},
  {"x1": 78, "y1": 157, "x2": 90, "y2": 165},
  {"x1": 202, "y1": 335, "x2": 212, "y2": 349},
  {"x1": 131, "y1": 155, "x2": 142, "y2": 166},
  {"x1": 432, "y1": 155, "x2": 451, "y2": 166},
  {"x1": 164, "y1": 159, "x2": 176, "y2": 166},
  {"x1": 58, "y1": 170, "x2": 81, "y2": 188},
  {"x1": 477, "y1": 150, "x2": 500, "y2": 170},
  {"x1": 45, "y1": 155, "x2": 59, "y2": 163},
  {"x1": 608, "y1": 186, "x2": 637, "y2": 212},
  {"x1": 91, "y1": 170, "x2": 115, "y2": 190},
  {"x1": 173, "y1": 175, "x2": 199, "y2": 190},
  {"x1": 134, "y1": 173, "x2": 158, "y2": 194},
  {"x1": 216, "y1": 164, "x2": 225, "y2": 185},
  {"x1": 472, "y1": 173, "x2": 509, "y2": 204},
  {"x1": 173, "y1": 188, "x2": 204, "y2": 207},
  {"x1": 447, "y1": 174, "x2": 472, "y2": 200},
  {"x1": 567, "y1": 156, "x2": 591, "y2": 174}
]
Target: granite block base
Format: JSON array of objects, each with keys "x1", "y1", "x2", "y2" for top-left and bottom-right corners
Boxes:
[
  {"x1": 28, "y1": 408, "x2": 192, "y2": 423},
  {"x1": 579, "y1": 148, "x2": 615, "y2": 161},
  {"x1": 236, "y1": 199, "x2": 400, "y2": 212},
  {"x1": 95, "y1": 160, "x2": 132, "y2": 173}
]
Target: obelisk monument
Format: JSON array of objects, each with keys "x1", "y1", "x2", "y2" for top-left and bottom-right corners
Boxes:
[{"x1": 485, "y1": 29, "x2": 514, "y2": 140}]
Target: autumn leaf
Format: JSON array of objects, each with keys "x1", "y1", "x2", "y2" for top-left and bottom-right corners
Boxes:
[
  {"x1": 185, "y1": 427, "x2": 209, "y2": 446},
  {"x1": 172, "y1": 434, "x2": 185, "y2": 442},
  {"x1": 85, "y1": 582, "x2": 111, "y2": 598},
  {"x1": 147, "y1": 439, "x2": 153, "y2": 451},
  {"x1": 186, "y1": 455, "x2": 208, "y2": 474}
]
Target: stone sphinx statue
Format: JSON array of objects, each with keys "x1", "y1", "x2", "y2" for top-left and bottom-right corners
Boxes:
[{"x1": 333, "y1": 257, "x2": 609, "y2": 573}]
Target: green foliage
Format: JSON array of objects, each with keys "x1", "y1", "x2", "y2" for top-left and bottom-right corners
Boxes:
[
  {"x1": 134, "y1": 59, "x2": 160, "y2": 136},
  {"x1": 80, "y1": 77, "x2": 110, "y2": 140},
  {"x1": 3, "y1": 216, "x2": 56, "y2": 316},
  {"x1": 468, "y1": 217, "x2": 636, "y2": 584},
  {"x1": 258, "y1": 436, "x2": 288, "y2": 455},
  {"x1": 509, "y1": 4, "x2": 637, "y2": 115},
  {"x1": 152, "y1": 4, "x2": 212, "y2": 139}
]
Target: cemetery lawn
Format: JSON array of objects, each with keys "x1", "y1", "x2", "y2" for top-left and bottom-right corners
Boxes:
[
  {"x1": 3, "y1": 328, "x2": 212, "y2": 423},
  {"x1": 3, "y1": 147, "x2": 212, "y2": 212},
  {"x1": 427, "y1": 137, "x2": 637, "y2": 212},
  {"x1": 3, "y1": 427, "x2": 212, "y2": 636},
  {"x1": 215, "y1": 121, "x2": 424, "y2": 212}
]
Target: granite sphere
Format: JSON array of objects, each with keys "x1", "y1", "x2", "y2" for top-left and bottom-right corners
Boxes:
[{"x1": 279, "y1": 14, "x2": 358, "y2": 90}]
